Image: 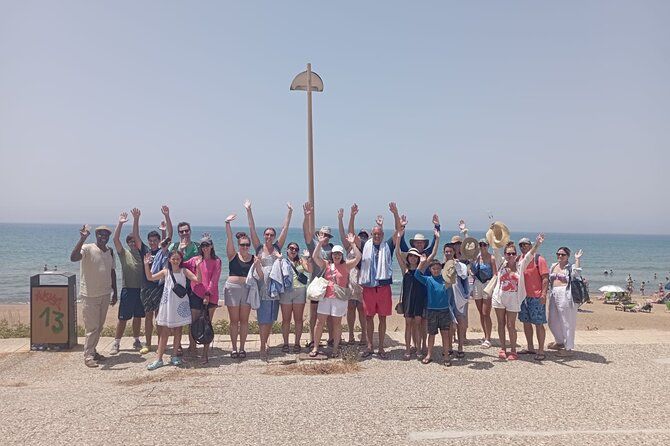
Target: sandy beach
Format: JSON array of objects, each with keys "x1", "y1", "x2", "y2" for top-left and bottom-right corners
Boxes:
[{"x1": 2, "y1": 293, "x2": 668, "y2": 334}]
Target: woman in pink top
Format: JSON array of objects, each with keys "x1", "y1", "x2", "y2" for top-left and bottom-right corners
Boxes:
[
  {"x1": 184, "y1": 235, "x2": 222, "y2": 364},
  {"x1": 310, "y1": 233, "x2": 361, "y2": 358}
]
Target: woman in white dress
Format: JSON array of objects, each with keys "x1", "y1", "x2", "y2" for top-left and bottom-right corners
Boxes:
[{"x1": 144, "y1": 250, "x2": 200, "y2": 370}]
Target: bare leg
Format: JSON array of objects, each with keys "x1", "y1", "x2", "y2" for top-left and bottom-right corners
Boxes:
[
  {"x1": 413, "y1": 316, "x2": 422, "y2": 351},
  {"x1": 425, "y1": 334, "x2": 435, "y2": 362},
  {"x1": 239, "y1": 305, "x2": 251, "y2": 352},
  {"x1": 507, "y1": 312, "x2": 518, "y2": 353},
  {"x1": 280, "y1": 303, "x2": 293, "y2": 346},
  {"x1": 155, "y1": 326, "x2": 170, "y2": 362},
  {"x1": 311, "y1": 314, "x2": 328, "y2": 353},
  {"x1": 523, "y1": 322, "x2": 535, "y2": 352},
  {"x1": 259, "y1": 323, "x2": 272, "y2": 359},
  {"x1": 439, "y1": 328, "x2": 451, "y2": 361},
  {"x1": 227, "y1": 305, "x2": 240, "y2": 352},
  {"x1": 536, "y1": 324, "x2": 546, "y2": 355},
  {"x1": 495, "y1": 308, "x2": 507, "y2": 351},
  {"x1": 114, "y1": 319, "x2": 128, "y2": 341},
  {"x1": 327, "y1": 316, "x2": 334, "y2": 343},
  {"x1": 365, "y1": 316, "x2": 375, "y2": 351},
  {"x1": 357, "y1": 302, "x2": 367, "y2": 344},
  {"x1": 346, "y1": 301, "x2": 357, "y2": 343},
  {"x1": 378, "y1": 315, "x2": 387, "y2": 353},
  {"x1": 144, "y1": 312, "x2": 154, "y2": 347},
  {"x1": 202, "y1": 307, "x2": 216, "y2": 364},
  {"x1": 481, "y1": 298, "x2": 492, "y2": 342},
  {"x1": 293, "y1": 303, "x2": 305, "y2": 347},
  {"x1": 421, "y1": 318, "x2": 428, "y2": 353},
  {"x1": 404, "y1": 317, "x2": 413, "y2": 355},
  {"x1": 309, "y1": 302, "x2": 318, "y2": 345},
  {"x1": 332, "y1": 317, "x2": 342, "y2": 355},
  {"x1": 457, "y1": 316, "x2": 467, "y2": 353},
  {"x1": 132, "y1": 317, "x2": 142, "y2": 338}
]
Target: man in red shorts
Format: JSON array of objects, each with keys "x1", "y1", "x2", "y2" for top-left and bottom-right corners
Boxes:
[{"x1": 358, "y1": 202, "x2": 402, "y2": 358}]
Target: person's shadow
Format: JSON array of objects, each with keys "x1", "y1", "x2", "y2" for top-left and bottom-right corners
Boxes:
[{"x1": 99, "y1": 352, "x2": 147, "y2": 370}]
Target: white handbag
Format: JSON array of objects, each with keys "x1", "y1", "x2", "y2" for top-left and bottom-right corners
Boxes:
[{"x1": 306, "y1": 273, "x2": 328, "y2": 301}]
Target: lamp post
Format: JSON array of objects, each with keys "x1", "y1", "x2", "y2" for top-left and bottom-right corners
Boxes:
[{"x1": 290, "y1": 63, "x2": 324, "y2": 219}]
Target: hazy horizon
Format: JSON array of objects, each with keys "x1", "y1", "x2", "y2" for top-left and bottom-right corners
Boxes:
[{"x1": 2, "y1": 1, "x2": 668, "y2": 234}]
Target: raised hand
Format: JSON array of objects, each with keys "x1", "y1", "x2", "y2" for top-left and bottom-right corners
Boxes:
[
  {"x1": 350, "y1": 203, "x2": 359, "y2": 216},
  {"x1": 389, "y1": 202, "x2": 398, "y2": 214},
  {"x1": 458, "y1": 219, "x2": 467, "y2": 232},
  {"x1": 318, "y1": 234, "x2": 329, "y2": 245},
  {"x1": 337, "y1": 208, "x2": 344, "y2": 220},
  {"x1": 118, "y1": 212, "x2": 128, "y2": 224},
  {"x1": 131, "y1": 208, "x2": 141, "y2": 219},
  {"x1": 400, "y1": 214, "x2": 408, "y2": 228},
  {"x1": 432, "y1": 214, "x2": 440, "y2": 226},
  {"x1": 225, "y1": 214, "x2": 236, "y2": 224},
  {"x1": 143, "y1": 253, "x2": 153, "y2": 265},
  {"x1": 375, "y1": 215, "x2": 384, "y2": 227},
  {"x1": 158, "y1": 220, "x2": 167, "y2": 231},
  {"x1": 575, "y1": 249, "x2": 583, "y2": 260},
  {"x1": 80, "y1": 225, "x2": 91, "y2": 239},
  {"x1": 434, "y1": 228, "x2": 440, "y2": 238},
  {"x1": 287, "y1": 202, "x2": 293, "y2": 212},
  {"x1": 536, "y1": 233, "x2": 545, "y2": 245},
  {"x1": 161, "y1": 205, "x2": 170, "y2": 216},
  {"x1": 301, "y1": 249, "x2": 311, "y2": 258},
  {"x1": 303, "y1": 202, "x2": 313, "y2": 216},
  {"x1": 396, "y1": 227, "x2": 405, "y2": 239},
  {"x1": 244, "y1": 199, "x2": 252, "y2": 211},
  {"x1": 346, "y1": 233, "x2": 356, "y2": 244},
  {"x1": 419, "y1": 254, "x2": 427, "y2": 263}
]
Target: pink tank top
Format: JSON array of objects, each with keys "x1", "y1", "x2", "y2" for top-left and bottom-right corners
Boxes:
[{"x1": 324, "y1": 262, "x2": 349, "y2": 298}]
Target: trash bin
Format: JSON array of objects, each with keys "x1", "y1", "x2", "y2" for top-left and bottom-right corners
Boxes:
[{"x1": 30, "y1": 272, "x2": 78, "y2": 350}]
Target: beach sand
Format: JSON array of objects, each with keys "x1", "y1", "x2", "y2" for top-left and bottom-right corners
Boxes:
[{"x1": 2, "y1": 293, "x2": 668, "y2": 332}]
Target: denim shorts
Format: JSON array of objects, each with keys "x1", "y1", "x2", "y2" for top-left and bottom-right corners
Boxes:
[
  {"x1": 119, "y1": 288, "x2": 145, "y2": 320},
  {"x1": 257, "y1": 299, "x2": 280, "y2": 324},
  {"x1": 519, "y1": 297, "x2": 547, "y2": 325}
]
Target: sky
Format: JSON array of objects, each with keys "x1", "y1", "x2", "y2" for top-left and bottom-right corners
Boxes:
[{"x1": 1, "y1": 1, "x2": 668, "y2": 234}]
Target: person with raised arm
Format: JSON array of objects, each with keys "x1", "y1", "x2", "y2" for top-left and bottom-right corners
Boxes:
[
  {"x1": 470, "y1": 238, "x2": 497, "y2": 349},
  {"x1": 398, "y1": 214, "x2": 441, "y2": 255},
  {"x1": 134, "y1": 206, "x2": 172, "y2": 354},
  {"x1": 490, "y1": 233, "x2": 545, "y2": 361},
  {"x1": 143, "y1": 250, "x2": 200, "y2": 370},
  {"x1": 339, "y1": 204, "x2": 366, "y2": 346},
  {"x1": 358, "y1": 202, "x2": 402, "y2": 359},
  {"x1": 309, "y1": 233, "x2": 362, "y2": 358},
  {"x1": 223, "y1": 213, "x2": 254, "y2": 359},
  {"x1": 548, "y1": 247, "x2": 584, "y2": 357},
  {"x1": 395, "y1": 227, "x2": 439, "y2": 359},
  {"x1": 279, "y1": 242, "x2": 311, "y2": 353},
  {"x1": 183, "y1": 234, "x2": 222, "y2": 364},
  {"x1": 517, "y1": 237, "x2": 550, "y2": 361},
  {"x1": 110, "y1": 211, "x2": 146, "y2": 355},
  {"x1": 70, "y1": 224, "x2": 117, "y2": 368}
]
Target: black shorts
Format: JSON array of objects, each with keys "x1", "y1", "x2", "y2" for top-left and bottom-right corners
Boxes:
[
  {"x1": 119, "y1": 288, "x2": 145, "y2": 320},
  {"x1": 188, "y1": 292, "x2": 217, "y2": 311},
  {"x1": 425, "y1": 309, "x2": 452, "y2": 335}
]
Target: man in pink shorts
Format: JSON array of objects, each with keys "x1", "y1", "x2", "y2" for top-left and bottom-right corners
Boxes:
[{"x1": 358, "y1": 203, "x2": 402, "y2": 358}]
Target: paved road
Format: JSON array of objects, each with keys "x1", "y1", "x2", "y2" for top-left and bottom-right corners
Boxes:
[{"x1": 1, "y1": 332, "x2": 669, "y2": 445}]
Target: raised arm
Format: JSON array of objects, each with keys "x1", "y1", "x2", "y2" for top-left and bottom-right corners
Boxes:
[
  {"x1": 312, "y1": 234, "x2": 328, "y2": 270},
  {"x1": 394, "y1": 229, "x2": 408, "y2": 272},
  {"x1": 337, "y1": 208, "x2": 351, "y2": 251},
  {"x1": 143, "y1": 253, "x2": 166, "y2": 282},
  {"x1": 127, "y1": 208, "x2": 140, "y2": 248},
  {"x1": 389, "y1": 202, "x2": 402, "y2": 232},
  {"x1": 244, "y1": 199, "x2": 261, "y2": 249},
  {"x1": 161, "y1": 205, "x2": 173, "y2": 240},
  {"x1": 349, "y1": 203, "x2": 363, "y2": 247},
  {"x1": 344, "y1": 233, "x2": 362, "y2": 269},
  {"x1": 70, "y1": 225, "x2": 90, "y2": 262},
  {"x1": 300, "y1": 250, "x2": 313, "y2": 274},
  {"x1": 426, "y1": 228, "x2": 441, "y2": 263},
  {"x1": 276, "y1": 202, "x2": 293, "y2": 249},
  {"x1": 224, "y1": 214, "x2": 237, "y2": 261},
  {"x1": 302, "y1": 202, "x2": 314, "y2": 244},
  {"x1": 574, "y1": 249, "x2": 583, "y2": 270},
  {"x1": 113, "y1": 212, "x2": 127, "y2": 253},
  {"x1": 423, "y1": 214, "x2": 441, "y2": 253}
]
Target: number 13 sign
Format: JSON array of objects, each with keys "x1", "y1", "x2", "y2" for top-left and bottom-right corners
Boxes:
[{"x1": 31, "y1": 286, "x2": 69, "y2": 344}]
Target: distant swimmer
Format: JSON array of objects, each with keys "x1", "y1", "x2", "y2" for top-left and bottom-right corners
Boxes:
[
  {"x1": 604, "y1": 270, "x2": 608, "y2": 275},
  {"x1": 610, "y1": 269, "x2": 613, "y2": 275}
]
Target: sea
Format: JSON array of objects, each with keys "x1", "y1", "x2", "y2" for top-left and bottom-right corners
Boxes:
[{"x1": 2, "y1": 223, "x2": 669, "y2": 304}]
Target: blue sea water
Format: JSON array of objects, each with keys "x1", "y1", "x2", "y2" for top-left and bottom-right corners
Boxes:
[{"x1": 2, "y1": 223, "x2": 669, "y2": 303}]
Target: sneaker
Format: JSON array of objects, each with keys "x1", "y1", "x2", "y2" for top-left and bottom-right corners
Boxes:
[
  {"x1": 84, "y1": 358, "x2": 98, "y2": 368},
  {"x1": 109, "y1": 343, "x2": 120, "y2": 355},
  {"x1": 93, "y1": 352, "x2": 106, "y2": 362},
  {"x1": 139, "y1": 346, "x2": 151, "y2": 355},
  {"x1": 170, "y1": 356, "x2": 183, "y2": 366},
  {"x1": 147, "y1": 359, "x2": 164, "y2": 371},
  {"x1": 133, "y1": 340, "x2": 143, "y2": 350}
]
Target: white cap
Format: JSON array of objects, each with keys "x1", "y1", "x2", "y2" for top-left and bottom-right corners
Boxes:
[{"x1": 332, "y1": 245, "x2": 345, "y2": 255}]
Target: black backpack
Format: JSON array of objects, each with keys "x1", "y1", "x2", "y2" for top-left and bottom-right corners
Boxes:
[
  {"x1": 568, "y1": 265, "x2": 589, "y2": 305},
  {"x1": 191, "y1": 310, "x2": 214, "y2": 345}
]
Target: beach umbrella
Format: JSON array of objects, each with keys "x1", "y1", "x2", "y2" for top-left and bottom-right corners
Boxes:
[{"x1": 599, "y1": 285, "x2": 625, "y2": 293}]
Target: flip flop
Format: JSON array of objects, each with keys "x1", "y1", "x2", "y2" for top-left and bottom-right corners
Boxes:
[
  {"x1": 421, "y1": 357, "x2": 433, "y2": 365},
  {"x1": 534, "y1": 353, "x2": 546, "y2": 361},
  {"x1": 507, "y1": 352, "x2": 519, "y2": 361},
  {"x1": 456, "y1": 351, "x2": 465, "y2": 359},
  {"x1": 377, "y1": 350, "x2": 387, "y2": 359},
  {"x1": 293, "y1": 344, "x2": 301, "y2": 353},
  {"x1": 498, "y1": 349, "x2": 507, "y2": 360},
  {"x1": 239, "y1": 350, "x2": 247, "y2": 359},
  {"x1": 444, "y1": 358, "x2": 452, "y2": 367},
  {"x1": 360, "y1": 349, "x2": 373, "y2": 358},
  {"x1": 308, "y1": 350, "x2": 319, "y2": 358},
  {"x1": 230, "y1": 350, "x2": 239, "y2": 359}
]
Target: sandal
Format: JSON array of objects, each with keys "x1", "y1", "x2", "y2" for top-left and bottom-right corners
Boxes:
[
  {"x1": 239, "y1": 350, "x2": 247, "y2": 359},
  {"x1": 507, "y1": 352, "x2": 519, "y2": 361},
  {"x1": 170, "y1": 356, "x2": 183, "y2": 366},
  {"x1": 281, "y1": 344, "x2": 290, "y2": 353},
  {"x1": 293, "y1": 344, "x2": 301, "y2": 353},
  {"x1": 175, "y1": 346, "x2": 184, "y2": 357},
  {"x1": 403, "y1": 352, "x2": 412, "y2": 361},
  {"x1": 377, "y1": 349, "x2": 387, "y2": 359},
  {"x1": 480, "y1": 340, "x2": 491, "y2": 349},
  {"x1": 147, "y1": 359, "x2": 164, "y2": 371},
  {"x1": 421, "y1": 357, "x2": 433, "y2": 365},
  {"x1": 308, "y1": 350, "x2": 319, "y2": 358},
  {"x1": 498, "y1": 349, "x2": 507, "y2": 360},
  {"x1": 360, "y1": 349, "x2": 373, "y2": 358},
  {"x1": 444, "y1": 358, "x2": 452, "y2": 367},
  {"x1": 456, "y1": 351, "x2": 465, "y2": 359},
  {"x1": 534, "y1": 353, "x2": 546, "y2": 361},
  {"x1": 305, "y1": 341, "x2": 314, "y2": 349},
  {"x1": 230, "y1": 350, "x2": 239, "y2": 359},
  {"x1": 547, "y1": 342, "x2": 564, "y2": 351}
]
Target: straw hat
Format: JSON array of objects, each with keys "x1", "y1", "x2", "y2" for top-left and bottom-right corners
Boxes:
[
  {"x1": 406, "y1": 248, "x2": 421, "y2": 258},
  {"x1": 410, "y1": 233, "x2": 429, "y2": 245},
  {"x1": 94, "y1": 225, "x2": 112, "y2": 234},
  {"x1": 442, "y1": 259, "x2": 456, "y2": 285},
  {"x1": 450, "y1": 235, "x2": 462, "y2": 244},
  {"x1": 461, "y1": 237, "x2": 479, "y2": 261},
  {"x1": 486, "y1": 221, "x2": 510, "y2": 249}
]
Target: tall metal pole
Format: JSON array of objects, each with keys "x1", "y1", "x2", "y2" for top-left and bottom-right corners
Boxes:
[{"x1": 306, "y1": 63, "x2": 315, "y2": 219}]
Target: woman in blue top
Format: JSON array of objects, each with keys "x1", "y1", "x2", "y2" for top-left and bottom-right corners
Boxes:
[{"x1": 413, "y1": 254, "x2": 454, "y2": 367}]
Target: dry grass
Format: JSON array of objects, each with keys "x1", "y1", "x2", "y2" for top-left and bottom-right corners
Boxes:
[{"x1": 263, "y1": 361, "x2": 361, "y2": 376}]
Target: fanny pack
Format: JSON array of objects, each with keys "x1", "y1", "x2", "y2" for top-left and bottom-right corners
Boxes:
[
  {"x1": 289, "y1": 260, "x2": 309, "y2": 285},
  {"x1": 170, "y1": 269, "x2": 188, "y2": 298}
]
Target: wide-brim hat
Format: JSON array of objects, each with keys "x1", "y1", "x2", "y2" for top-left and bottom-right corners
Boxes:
[
  {"x1": 410, "y1": 233, "x2": 429, "y2": 244},
  {"x1": 486, "y1": 221, "x2": 510, "y2": 249},
  {"x1": 442, "y1": 259, "x2": 456, "y2": 285},
  {"x1": 450, "y1": 235, "x2": 462, "y2": 244},
  {"x1": 461, "y1": 237, "x2": 479, "y2": 261},
  {"x1": 319, "y1": 226, "x2": 333, "y2": 237},
  {"x1": 406, "y1": 248, "x2": 421, "y2": 258},
  {"x1": 94, "y1": 225, "x2": 112, "y2": 234}
]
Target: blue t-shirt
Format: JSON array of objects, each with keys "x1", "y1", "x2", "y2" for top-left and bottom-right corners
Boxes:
[{"x1": 414, "y1": 269, "x2": 455, "y2": 311}]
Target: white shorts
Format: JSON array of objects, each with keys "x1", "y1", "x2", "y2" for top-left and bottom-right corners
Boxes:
[
  {"x1": 471, "y1": 280, "x2": 491, "y2": 300},
  {"x1": 317, "y1": 298, "x2": 348, "y2": 318},
  {"x1": 492, "y1": 290, "x2": 520, "y2": 312}
]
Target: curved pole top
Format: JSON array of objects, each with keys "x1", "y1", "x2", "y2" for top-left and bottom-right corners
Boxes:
[{"x1": 290, "y1": 70, "x2": 324, "y2": 92}]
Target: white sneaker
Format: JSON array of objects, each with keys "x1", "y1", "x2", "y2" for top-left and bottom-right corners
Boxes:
[
  {"x1": 109, "y1": 343, "x2": 120, "y2": 355},
  {"x1": 481, "y1": 340, "x2": 491, "y2": 349}
]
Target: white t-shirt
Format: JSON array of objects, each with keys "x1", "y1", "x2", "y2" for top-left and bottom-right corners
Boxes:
[{"x1": 79, "y1": 244, "x2": 115, "y2": 297}]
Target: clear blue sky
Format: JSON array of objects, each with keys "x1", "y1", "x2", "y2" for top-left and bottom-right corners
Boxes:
[{"x1": 1, "y1": 1, "x2": 668, "y2": 234}]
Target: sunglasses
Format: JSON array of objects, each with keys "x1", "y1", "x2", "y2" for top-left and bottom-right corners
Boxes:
[
  {"x1": 239, "y1": 243, "x2": 251, "y2": 247},
  {"x1": 505, "y1": 252, "x2": 517, "y2": 256},
  {"x1": 556, "y1": 253, "x2": 568, "y2": 257},
  {"x1": 178, "y1": 229, "x2": 190, "y2": 234},
  {"x1": 479, "y1": 243, "x2": 488, "y2": 247},
  {"x1": 288, "y1": 247, "x2": 299, "y2": 251},
  {"x1": 201, "y1": 243, "x2": 211, "y2": 248}
]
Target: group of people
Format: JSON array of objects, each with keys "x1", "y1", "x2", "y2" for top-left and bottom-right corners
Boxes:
[{"x1": 70, "y1": 202, "x2": 584, "y2": 369}]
